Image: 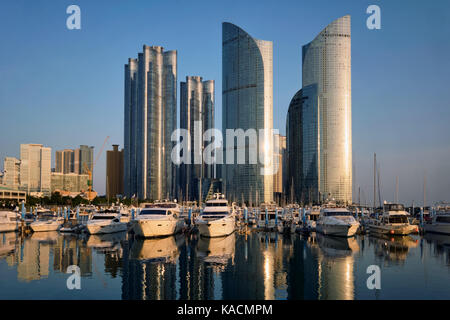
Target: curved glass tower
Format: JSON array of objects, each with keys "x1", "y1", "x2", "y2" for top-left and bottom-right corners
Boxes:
[
  {"x1": 302, "y1": 15, "x2": 352, "y2": 204},
  {"x1": 222, "y1": 22, "x2": 273, "y2": 203}
]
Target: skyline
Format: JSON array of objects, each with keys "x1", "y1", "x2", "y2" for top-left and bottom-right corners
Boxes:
[{"x1": 0, "y1": 0, "x2": 449, "y2": 204}]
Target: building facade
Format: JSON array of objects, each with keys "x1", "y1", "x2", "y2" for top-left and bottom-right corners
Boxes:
[
  {"x1": 19, "y1": 144, "x2": 52, "y2": 195},
  {"x1": 51, "y1": 173, "x2": 89, "y2": 193},
  {"x1": 124, "y1": 45, "x2": 177, "y2": 200},
  {"x1": 106, "y1": 144, "x2": 124, "y2": 199},
  {"x1": 2, "y1": 157, "x2": 20, "y2": 189},
  {"x1": 179, "y1": 76, "x2": 215, "y2": 202},
  {"x1": 222, "y1": 22, "x2": 274, "y2": 204},
  {"x1": 55, "y1": 146, "x2": 93, "y2": 175},
  {"x1": 300, "y1": 15, "x2": 352, "y2": 204}
]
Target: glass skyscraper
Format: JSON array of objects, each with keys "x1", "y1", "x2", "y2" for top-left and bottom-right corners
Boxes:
[
  {"x1": 179, "y1": 76, "x2": 215, "y2": 202},
  {"x1": 222, "y1": 22, "x2": 274, "y2": 204},
  {"x1": 124, "y1": 45, "x2": 177, "y2": 200},
  {"x1": 298, "y1": 15, "x2": 352, "y2": 204}
]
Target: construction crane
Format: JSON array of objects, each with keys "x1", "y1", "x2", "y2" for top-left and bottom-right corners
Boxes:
[{"x1": 83, "y1": 136, "x2": 110, "y2": 201}]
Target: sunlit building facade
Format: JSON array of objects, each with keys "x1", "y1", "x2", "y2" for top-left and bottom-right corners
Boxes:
[
  {"x1": 222, "y1": 22, "x2": 274, "y2": 204},
  {"x1": 124, "y1": 45, "x2": 177, "y2": 200},
  {"x1": 300, "y1": 15, "x2": 352, "y2": 203},
  {"x1": 19, "y1": 144, "x2": 51, "y2": 196},
  {"x1": 2, "y1": 157, "x2": 20, "y2": 189}
]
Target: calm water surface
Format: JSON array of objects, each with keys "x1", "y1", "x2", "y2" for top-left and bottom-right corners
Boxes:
[{"x1": 0, "y1": 230, "x2": 449, "y2": 300}]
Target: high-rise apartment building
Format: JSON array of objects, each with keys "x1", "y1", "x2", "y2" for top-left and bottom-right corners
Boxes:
[
  {"x1": 222, "y1": 22, "x2": 274, "y2": 204},
  {"x1": 55, "y1": 146, "x2": 93, "y2": 175},
  {"x1": 106, "y1": 144, "x2": 124, "y2": 199},
  {"x1": 124, "y1": 45, "x2": 177, "y2": 200},
  {"x1": 179, "y1": 76, "x2": 215, "y2": 202}
]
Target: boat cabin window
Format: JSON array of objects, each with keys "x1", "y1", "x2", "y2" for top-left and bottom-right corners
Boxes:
[
  {"x1": 385, "y1": 204, "x2": 405, "y2": 211},
  {"x1": 206, "y1": 202, "x2": 228, "y2": 207},
  {"x1": 436, "y1": 216, "x2": 450, "y2": 223},
  {"x1": 323, "y1": 211, "x2": 352, "y2": 217},
  {"x1": 140, "y1": 209, "x2": 168, "y2": 215},
  {"x1": 203, "y1": 210, "x2": 229, "y2": 215},
  {"x1": 388, "y1": 215, "x2": 408, "y2": 224},
  {"x1": 91, "y1": 215, "x2": 115, "y2": 220}
]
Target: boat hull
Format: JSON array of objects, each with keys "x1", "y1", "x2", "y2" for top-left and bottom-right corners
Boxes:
[
  {"x1": 0, "y1": 223, "x2": 18, "y2": 232},
  {"x1": 197, "y1": 217, "x2": 235, "y2": 238},
  {"x1": 133, "y1": 219, "x2": 184, "y2": 238},
  {"x1": 30, "y1": 221, "x2": 62, "y2": 232},
  {"x1": 316, "y1": 223, "x2": 359, "y2": 237},
  {"x1": 423, "y1": 223, "x2": 450, "y2": 235},
  {"x1": 86, "y1": 223, "x2": 128, "y2": 235},
  {"x1": 369, "y1": 224, "x2": 416, "y2": 236}
]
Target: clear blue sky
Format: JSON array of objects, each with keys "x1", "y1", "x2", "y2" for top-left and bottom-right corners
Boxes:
[{"x1": 0, "y1": 0, "x2": 449, "y2": 205}]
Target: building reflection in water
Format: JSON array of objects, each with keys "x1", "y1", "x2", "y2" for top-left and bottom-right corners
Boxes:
[
  {"x1": 1, "y1": 229, "x2": 449, "y2": 300},
  {"x1": 0, "y1": 232, "x2": 94, "y2": 282}
]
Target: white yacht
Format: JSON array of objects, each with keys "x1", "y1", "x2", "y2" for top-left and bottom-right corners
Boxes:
[
  {"x1": 86, "y1": 211, "x2": 128, "y2": 235},
  {"x1": 133, "y1": 201, "x2": 184, "y2": 238},
  {"x1": 30, "y1": 212, "x2": 64, "y2": 232},
  {"x1": 195, "y1": 193, "x2": 236, "y2": 237},
  {"x1": 0, "y1": 210, "x2": 19, "y2": 232},
  {"x1": 316, "y1": 206, "x2": 360, "y2": 237},
  {"x1": 368, "y1": 203, "x2": 418, "y2": 236},
  {"x1": 424, "y1": 203, "x2": 450, "y2": 235}
]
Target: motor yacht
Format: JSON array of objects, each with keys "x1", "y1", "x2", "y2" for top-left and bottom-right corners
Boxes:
[
  {"x1": 133, "y1": 200, "x2": 184, "y2": 237},
  {"x1": 316, "y1": 206, "x2": 360, "y2": 237},
  {"x1": 30, "y1": 212, "x2": 64, "y2": 232},
  {"x1": 424, "y1": 203, "x2": 450, "y2": 235},
  {"x1": 86, "y1": 211, "x2": 128, "y2": 234},
  {"x1": 195, "y1": 193, "x2": 236, "y2": 237},
  {"x1": 368, "y1": 203, "x2": 418, "y2": 236},
  {"x1": 0, "y1": 210, "x2": 19, "y2": 232}
]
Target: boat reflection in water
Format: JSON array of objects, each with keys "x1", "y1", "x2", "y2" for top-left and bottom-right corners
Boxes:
[
  {"x1": 314, "y1": 233, "x2": 359, "y2": 300},
  {"x1": 86, "y1": 231, "x2": 127, "y2": 253},
  {"x1": 197, "y1": 233, "x2": 235, "y2": 268},
  {"x1": 129, "y1": 235, "x2": 184, "y2": 264},
  {"x1": 370, "y1": 234, "x2": 418, "y2": 264},
  {"x1": 123, "y1": 235, "x2": 184, "y2": 300}
]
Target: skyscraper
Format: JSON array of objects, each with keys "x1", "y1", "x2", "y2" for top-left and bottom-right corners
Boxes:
[
  {"x1": 180, "y1": 76, "x2": 215, "y2": 202},
  {"x1": 222, "y1": 22, "x2": 274, "y2": 204},
  {"x1": 289, "y1": 15, "x2": 352, "y2": 204},
  {"x1": 19, "y1": 144, "x2": 51, "y2": 195},
  {"x1": 106, "y1": 144, "x2": 124, "y2": 199},
  {"x1": 124, "y1": 45, "x2": 177, "y2": 200}
]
